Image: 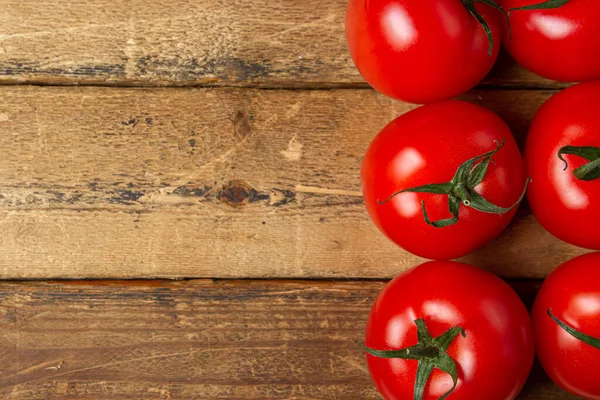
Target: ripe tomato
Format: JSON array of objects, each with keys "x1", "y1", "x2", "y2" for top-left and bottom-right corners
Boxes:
[
  {"x1": 501, "y1": 0, "x2": 600, "y2": 82},
  {"x1": 364, "y1": 261, "x2": 534, "y2": 400},
  {"x1": 532, "y1": 252, "x2": 600, "y2": 399},
  {"x1": 362, "y1": 101, "x2": 528, "y2": 260},
  {"x1": 525, "y1": 81, "x2": 600, "y2": 249},
  {"x1": 345, "y1": 0, "x2": 503, "y2": 104}
]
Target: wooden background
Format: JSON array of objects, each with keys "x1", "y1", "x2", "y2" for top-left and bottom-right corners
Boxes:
[{"x1": 0, "y1": 0, "x2": 582, "y2": 398}]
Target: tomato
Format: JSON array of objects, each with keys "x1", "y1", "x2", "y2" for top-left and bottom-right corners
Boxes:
[
  {"x1": 364, "y1": 261, "x2": 534, "y2": 400},
  {"x1": 501, "y1": 0, "x2": 600, "y2": 82},
  {"x1": 362, "y1": 101, "x2": 527, "y2": 260},
  {"x1": 345, "y1": 0, "x2": 503, "y2": 104},
  {"x1": 525, "y1": 81, "x2": 600, "y2": 249},
  {"x1": 532, "y1": 252, "x2": 600, "y2": 399}
]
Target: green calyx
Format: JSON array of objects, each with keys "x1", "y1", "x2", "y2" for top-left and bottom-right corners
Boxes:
[
  {"x1": 362, "y1": 319, "x2": 466, "y2": 400},
  {"x1": 548, "y1": 309, "x2": 600, "y2": 350},
  {"x1": 558, "y1": 145, "x2": 600, "y2": 181},
  {"x1": 378, "y1": 139, "x2": 530, "y2": 228},
  {"x1": 461, "y1": 0, "x2": 509, "y2": 56},
  {"x1": 509, "y1": 0, "x2": 570, "y2": 13}
]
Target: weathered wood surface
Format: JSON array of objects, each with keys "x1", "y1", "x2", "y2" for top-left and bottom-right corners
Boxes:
[
  {"x1": 0, "y1": 280, "x2": 578, "y2": 399},
  {"x1": 0, "y1": 2, "x2": 582, "y2": 399},
  {"x1": 0, "y1": 86, "x2": 587, "y2": 279},
  {"x1": 0, "y1": 0, "x2": 565, "y2": 89}
]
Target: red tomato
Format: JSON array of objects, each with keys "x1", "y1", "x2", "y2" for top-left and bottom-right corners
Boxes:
[
  {"x1": 525, "y1": 81, "x2": 600, "y2": 249},
  {"x1": 532, "y1": 252, "x2": 600, "y2": 399},
  {"x1": 501, "y1": 0, "x2": 600, "y2": 82},
  {"x1": 345, "y1": 0, "x2": 503, "y2": 104},
  {"x1": 364, "y1": 261, "x2": 534, "y2": 400},
  {"x1": 362, "y1": 101, "x2": 527, "y2": 260}
]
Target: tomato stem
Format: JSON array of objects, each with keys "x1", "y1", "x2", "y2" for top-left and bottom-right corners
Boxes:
[
  {"x1": 461, "y1": 0, "x2": 508, "y2": 55},
  {"x1": 509, "y1": 0, "x2": 570, "y2": 13},
  {"x1": 378, "y1": 139, "x2": 530, "y2": 229},
  {"x1": 362, "y1": 319, "x2": 466, "y2": 400},
  {"x1": 558, "y1": 145, "x2": 600, "y2": 181},
  {"x1": 548, "y1": 309, "x2": 600, "y2": 350}
]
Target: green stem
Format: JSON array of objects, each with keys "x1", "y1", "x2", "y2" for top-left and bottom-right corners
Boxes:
[
  {"x1": 362, "y1": 319, "x2": 466, "y2": 400},
  {"x1": 378, "y1": 139, "x2": 529, "y2": 228},
  {"x1": 509, "y1": 0, "x2": 570, "y2": 12},
  {"x1": 461, "y1": 0, "x2": 509, "y2": 56},
  {"x1": 558, "y1": 145, "x2": 600, "y2": 181},
  {"x1": 548, "y1": 309, "x2": 600, "y2": 350}
]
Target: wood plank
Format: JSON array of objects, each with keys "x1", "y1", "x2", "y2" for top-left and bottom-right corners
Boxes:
[
  {"x1": 0, "y1": 86, "x2": 588, "y2": 279},
  {"x1": 0, "y1": 0, "x2": 565, "y2": 89},
  {"x1": 0, "y1": 280, "x2": 578, "y2": 399}
]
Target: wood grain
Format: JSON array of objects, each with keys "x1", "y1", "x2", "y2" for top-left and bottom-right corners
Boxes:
[
  {"x1": 0, "y1": 86, "x2": 588, "y2": 279},
  {"x1": 0, "y1": 0, "x2": 567, "y2": 88},
  {"x1": 0, "y1": 279, "x2": 578, "y2": 399},
  {"x1": 0, "y1": 3, "x2": 580, "y2": 399}
]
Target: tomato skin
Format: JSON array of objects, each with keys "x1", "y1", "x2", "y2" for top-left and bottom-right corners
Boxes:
[
  {"x1": 365, "y1": 261, "x2": 534, "y2": 400},
  {"x1": 525, "y1": 81, "x2": 600, "y2": 249},
  {"x1": 532, "y1": 253, "x2": 600, "y2": 399},
  {"x1": 500, "y1": 0, "x2": 600, "y2": 82},
  {"x1": 345, "y1": 0, "x2": 501, "y2": 104},
  {"x1": 361, "y1": 101, "x2": 526, "y2": 260}
]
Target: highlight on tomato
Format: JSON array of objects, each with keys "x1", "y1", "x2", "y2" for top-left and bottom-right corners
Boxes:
[
  {"x1": 345, "y1": 0, "x2": 507, "y2": 104},
  {"x1": 532, "y1": 252, "x2": 600, "y2": 399},
  {"x1": 362, "y1": 101, "x2": 529, "y2": 260},
  {"x1": 525, "y1": 81, "x2": 600, "y2": 249},
  {"x1": 501, "y1": 0, "x2": 600, "y2": 82},
  {"x1": 363, "y1": 261, "x2": 534, "y2": 400}
]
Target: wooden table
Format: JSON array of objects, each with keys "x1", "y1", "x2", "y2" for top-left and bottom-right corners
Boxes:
[{"x1": 0, "y1": 1, "x2": 584, "y2": 398}]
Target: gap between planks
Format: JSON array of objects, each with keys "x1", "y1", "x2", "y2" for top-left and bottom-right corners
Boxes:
[{"x1": 0, "y1": 80, "x2": 567, "y2": 91}]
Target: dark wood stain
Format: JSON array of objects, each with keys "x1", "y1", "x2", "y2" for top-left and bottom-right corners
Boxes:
[
  {"x1": 136, "y1": 56, "x2": 273, "y2": 82},
  {"x1": 109, "y1": 189, "x2": 145, "y2": 204},
  {"x1": 0, "y1": 59, "x2": 125, "y2": 77}
]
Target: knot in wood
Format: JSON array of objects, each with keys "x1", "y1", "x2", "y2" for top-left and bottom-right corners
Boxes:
[
  {"x1": 233, "y1": 110, "x2": 253, "y2": 140},
  {"x1": 219, "y1": 180, "x2": 267, "y2": 207}
]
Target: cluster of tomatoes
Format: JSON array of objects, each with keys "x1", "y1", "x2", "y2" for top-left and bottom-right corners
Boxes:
[{"x1": 345, "y1": 0, "x2": 600, "y2": 399}]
